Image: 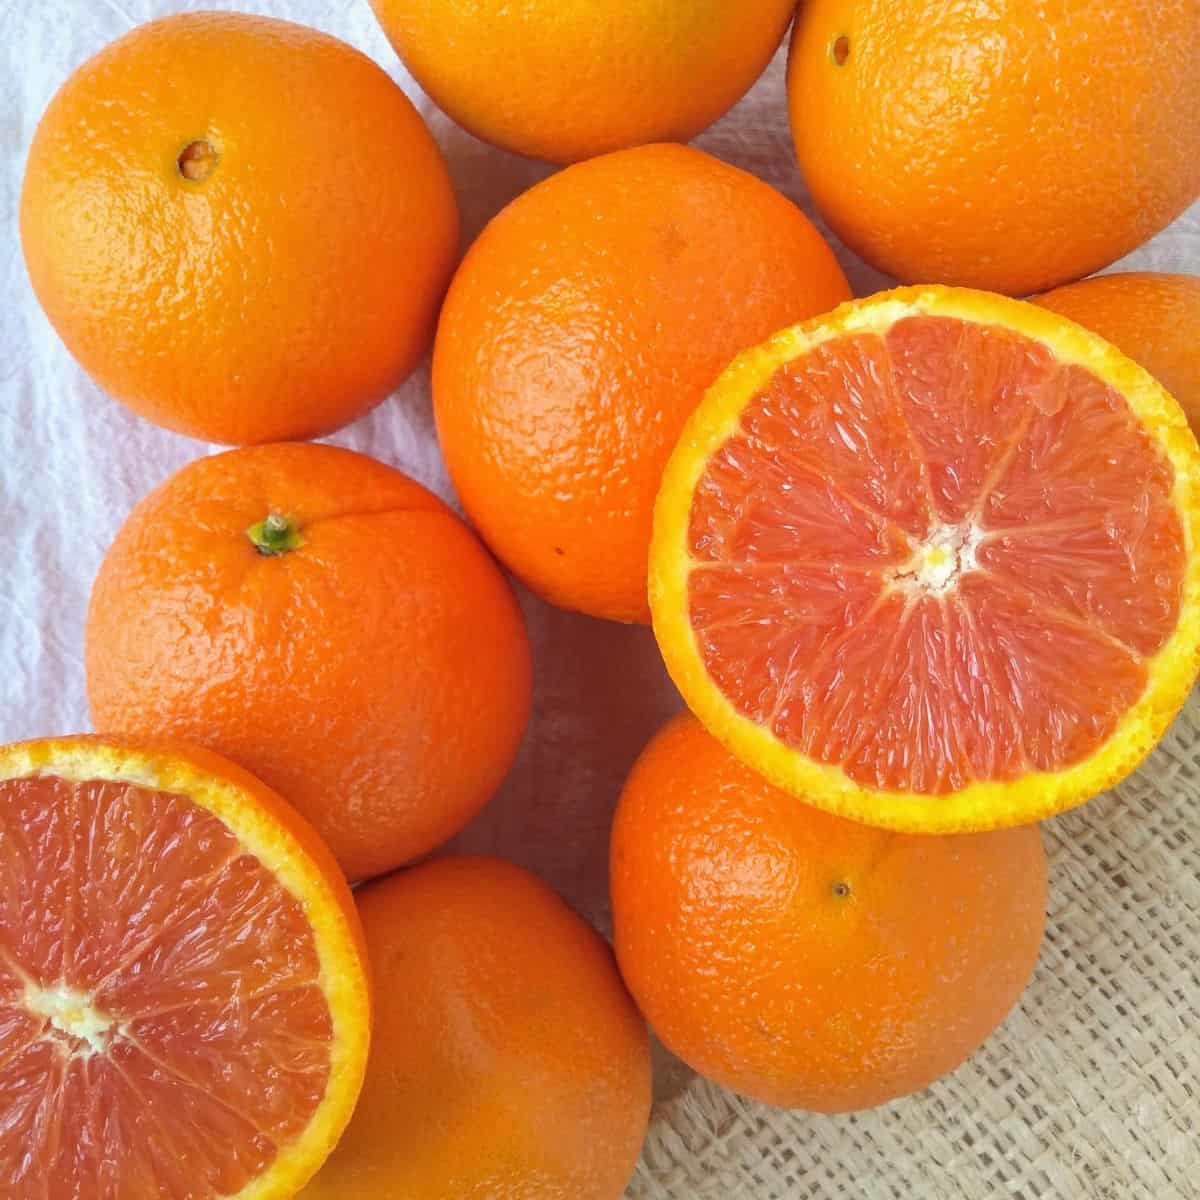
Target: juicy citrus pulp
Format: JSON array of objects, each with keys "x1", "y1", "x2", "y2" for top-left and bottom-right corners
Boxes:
[
  {"x1": 651, "y1": 287, "x2": 1200, "y2": 831},
  {"x1": 0, "y1": 736, "x2": 370, "y2": 1199}
]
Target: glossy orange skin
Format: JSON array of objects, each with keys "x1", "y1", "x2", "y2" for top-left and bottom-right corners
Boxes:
[
  {"x1": 610, "y1": 715, "x2": 1047, "y2": 1112},
  {"x1": 788, "y1": 0, "x2": 1200, "y2": 295},
  {"x1": 369, "y1": 0, "x2": 798, "y2": 164},
  {"x1": 433, "y1": 144, "x2": 851, "y2": 624},
  {"x1": 20, "y1": 12, "x2": 459, "y2": 444},
  {"x1": 303, "y1": 856, "x2": 652, "y2": 1200},
  {"x1": 1035, "y1": 273, "x2": 1200, "y2": 435},
  {"x1": 85, "y1": 443, "x2": 532, "y2": 883}
]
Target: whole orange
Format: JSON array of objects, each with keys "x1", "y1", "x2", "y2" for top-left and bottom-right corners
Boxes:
[
  {"x1": 369, "y1": 0, "x2": 798, "y2": 164},
  {"x1": 1035, "y1": 272, "x2": 1200, "y2": 434},
  {"x1": 433, "y1": 143, "x2": 851, "y2": 623},
  {"x1": 787, "y1": 0, "x2": 1200, "y2": 295},
  {"x1": 85, "y1": 442, "x2": 531, "y2": 883},
  {"x1": 20, "y1": 12, "x2": 459, "y2": 444},
  {"x1": 610, "y1": 715, "x2": 1048, "y2": 1112},
  {"x1": 303, "y1": 856, "x2": 651, "y2": 1199}
]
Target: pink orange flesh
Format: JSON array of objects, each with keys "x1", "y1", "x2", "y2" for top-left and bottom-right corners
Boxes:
[
  {"x1": 688, "y1": 315, "x2": 1185, "y2": 794},
  {"x1": 0, "y1": 774, "x2": 333, "y2": 1197}
]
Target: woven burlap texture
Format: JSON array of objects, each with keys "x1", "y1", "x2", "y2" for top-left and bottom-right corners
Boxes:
[{"x1": 629, "y1": 696, "x2": 1198, "y2": 1200}]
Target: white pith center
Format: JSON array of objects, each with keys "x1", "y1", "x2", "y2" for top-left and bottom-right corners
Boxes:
[
  {"x1": 25, "y1": 983, "x2": 117, "y2": 1056},
  {"x1": 890, "y1": 522, "x2": 983, "y2": 596}
]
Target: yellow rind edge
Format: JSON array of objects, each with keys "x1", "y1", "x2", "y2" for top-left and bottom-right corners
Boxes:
[
  {"x1": 0, "y1": 737, "x2": 371, "y2": 1199},
  {"x1": 649, "y1": 285, "x2": 1200, "y2": 832}
]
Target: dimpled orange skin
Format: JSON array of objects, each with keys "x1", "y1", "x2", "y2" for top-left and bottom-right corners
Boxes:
[
  {"x1": 368, "y1": 0, "x2": 798, "y2": 164},
  {"x1": 610, "y1": 715, "x2": 1048, "y2": 1112},
  {"x1": 433, "y1": 144, "x2": 851, "y2": 624},
  {"x1": 85, "y1": 443, "x2": 532, "y2": 884},
  {"x1": 20, "y1": 11, "x2": 459, "y2": 445},
  {"x1": 302, "y1": 856, "x2": 652, "y2": 1200},
  {"x1": 788, "y1": 0, "x2": 1200, "y2": 295},
  {"x1": 1035, "y1": 273, "x2": 1200, "y2": 435}
]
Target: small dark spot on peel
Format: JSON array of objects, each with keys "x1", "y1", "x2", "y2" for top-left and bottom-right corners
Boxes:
[
  {"x1": 178, "y1": 138, "x2": 218, "y2": 182},
  {"x1": 554, "y1": 546, "x2": 565, "y2": 556},
  {"x1": 832, "y1": 35, "x2": 851, "y2": 66},
  {"x1": 832, "y1": 880, "x2": 852, "y2": 899}
]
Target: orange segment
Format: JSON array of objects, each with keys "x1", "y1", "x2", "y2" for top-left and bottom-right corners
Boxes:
[
  {"x1": 0, "y1": 737, "x2": 370, "y2": 1200},
  {"x1": 651, "y1": 287, "x2": 1200, "y2": 831}
]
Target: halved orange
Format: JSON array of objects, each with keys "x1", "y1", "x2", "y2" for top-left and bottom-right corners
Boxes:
[
  {"x1": 650, "y1": 286, "x2": 1200, "y2": 831},
  {"x1": 0, "y1": 735, "x2": 371, "y2": 1198}
]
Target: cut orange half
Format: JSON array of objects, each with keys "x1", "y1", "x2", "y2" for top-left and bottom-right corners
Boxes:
[
  {"x1": 0, "y1": 735, "x2": 371, "y2": 1199},
  {"x1": 650, "y1": 287, "x2": 1200, "y2": 831}
]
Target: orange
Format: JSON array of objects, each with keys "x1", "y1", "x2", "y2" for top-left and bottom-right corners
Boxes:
[
  {"x1": 303, "y1": 856, "x2": 651, "y2": 1199},
  {"x1": 787, "y1": 0, "x2": 1200, "y2": 295},
  {"x1": 611, "y1": 714, "x2": 1047, "y2": 1112},
  {"x1": 20, "y1": 12, "x2": 459, "y2": 444},
  {"x1": 0, "y1": 734, "x2": 370, "y2": 1197},
  {"x1": 651, "y1": 286, "x2": 1200, "y2": 832},
  {"x1": 1035, "y1": 273, "x2": 1200, "y2": 436},
  {"x1": 434, "y1": 143, "x2": 851, "y2": 623},
  {"x1": 85, "y1": 442, "x2": 531, "y2": 883},
  {"x1": 369, "y1": 0, "x2": 798, "y2": 164}
]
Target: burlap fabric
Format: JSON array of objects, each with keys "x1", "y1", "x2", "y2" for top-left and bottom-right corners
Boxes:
[{"x1": 628, "y1": 696, "x2": 1199, "y2": 1199}]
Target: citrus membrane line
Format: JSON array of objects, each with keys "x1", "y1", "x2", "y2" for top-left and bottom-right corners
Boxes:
[
  {"x1": 126, "y1": 976, "x2": 322, "y2": 1023},
  {"x1": 29, "y1": 1055, "x2": 66, "y2": 1166},
  {"x1": 690, "y1": 567, "x2": 883, "y2": 637},
  {"x1": 965, "y1": 396, "x2": 1039, "y2": 525},
  {"x1": 0, "y1": 740, "x2": 373, "y2": 1200},
  {"x1": 972, "y1": 565, "x2": 1146, "y2": 663},
  {"x1": 764, "y1": 636, "x2": 821, "y2": 732},
  {"x1": 686, "y1": 558, "x2": 886, "y2": 575},
  {"x1": 85, "y1": 848, "x2": 243, "y2": 1000},
  {"x1": 125, "y1": 1036, "x2": 283, "y2": 1147},
  {"x1": 731, "y1": 427, "x2": 913, "y2": 540},
  {"x1": 650, "y1": 286, "x2": 1200, "y2": 831},
  {"x1": 59, "y1": 779, "x2": 78, "y2": 981},
  {"x1": 933, "y1": 595, "x2": 971, "y2": 774},
  {"x1": 882, "y1": 347, "x2": 940, "y2": 524},
  {"x1": 826, "y1": 596, "x2": 921, "y2": 765},
  {"x1": 953, "y1": 592, "x2": 1032, "y2": 778},
  {"x1": 4, "y1": 749, "x2": 352, "y2": 998},
  {"x1": 979, "y1": 516, "x2": 1116, "y2": 538},
  {"x1": 761, "y1": 586, "x2": 900, "y2": 733},
  {"x1": 0, "y1": 1023, "x2": 44, "y2": 1074},
  {"x1": 0, "y1": 942, "x2": 36, "y2": 990}
]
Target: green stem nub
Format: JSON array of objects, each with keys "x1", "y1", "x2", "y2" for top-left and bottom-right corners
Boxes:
[{"x1": 247, "y1": 512, "x2": 303, "y2": 557}]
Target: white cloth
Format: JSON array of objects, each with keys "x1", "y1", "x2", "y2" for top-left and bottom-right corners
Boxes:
[{"x1": 2, "y1": 3, "x2": 1197, "y2": 1198}]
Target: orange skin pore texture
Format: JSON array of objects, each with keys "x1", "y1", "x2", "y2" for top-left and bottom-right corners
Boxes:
[
  {"x1": 788, "y1": 0, "x2": 1200, "y2": 294},
  {"x1": 303, "y1": 856, "x2": 652, "y2": 1200},
  {"x1": 1036, "y1": 272, "x2": 1200, "y2": 435},
  {"x1": 369, "y1": 0, "x2": 799, "y2": 164},
  {"x1": 433, "y1": 143, "x2": 851, "y2": 624},
  {"x1": 611, "y1": 715, "x2": 1048, "y2": 1112},
  {"x1": 20, "y1": 11, "x2": 459, "y2": 444},
  {"x1": 85, "y1": 443, "x2": 532, "y2": 883}
]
